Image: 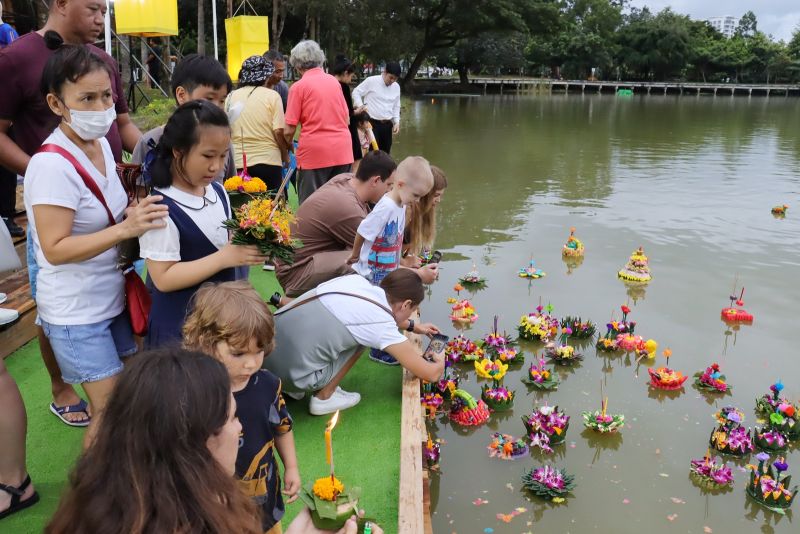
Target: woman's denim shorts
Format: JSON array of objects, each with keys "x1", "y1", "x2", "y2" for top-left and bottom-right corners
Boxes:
[{"x1": 41, "y1": 312, "x2": 137, "y2": 384}]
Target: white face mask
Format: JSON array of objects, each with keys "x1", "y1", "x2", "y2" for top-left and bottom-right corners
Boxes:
[{"x1": 64, "y1": 106, "x2": 117, "y2": 141}]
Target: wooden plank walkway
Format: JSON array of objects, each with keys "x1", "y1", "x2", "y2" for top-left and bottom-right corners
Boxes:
[
  {"x1": 418, "y1": 76, "x2": 800, "y2": 97},
  {"x1": 398, "y1": 314, "x2": 433, "y2": 534}
]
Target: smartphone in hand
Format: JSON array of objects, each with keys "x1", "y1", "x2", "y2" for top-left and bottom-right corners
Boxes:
[
  {"x1": 429, "y1": 250, "x2": 443, "y2": 264},
  {"x1": 423, "y1": 333, "x2": 449, "y2": 362}
]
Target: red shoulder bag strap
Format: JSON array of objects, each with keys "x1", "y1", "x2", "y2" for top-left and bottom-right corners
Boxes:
[{"x1": 38, "y1": 144, "x2": 116, "y2": 227}]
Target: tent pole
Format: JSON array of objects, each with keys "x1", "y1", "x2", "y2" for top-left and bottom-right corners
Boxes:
[
  {"x1": 212, "y1": 0, "x2": 219, "y2": 60},
  {"x1": 104, "y1": 0, "x2": 112, "y2": 55}
]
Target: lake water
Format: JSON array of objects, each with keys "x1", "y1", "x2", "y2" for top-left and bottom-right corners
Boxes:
[{"x1": 393, "y1": 95, "x2": 800, "y2": 534}]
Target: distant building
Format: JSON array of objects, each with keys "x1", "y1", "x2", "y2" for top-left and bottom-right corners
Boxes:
[{"x1": 707, "y1": 16, "x2": 738, "y2": 38}]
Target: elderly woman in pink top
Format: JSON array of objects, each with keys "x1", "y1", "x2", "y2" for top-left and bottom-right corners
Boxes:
[{"x1": 284, "y1": 40, "x2": 354, "y2": 203}]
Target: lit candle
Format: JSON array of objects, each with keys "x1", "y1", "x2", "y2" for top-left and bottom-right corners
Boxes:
[{"x1": 325, "y1": 410, "x2": 340, "y2": 480}]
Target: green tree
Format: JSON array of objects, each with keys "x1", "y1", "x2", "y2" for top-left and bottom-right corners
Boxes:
[
  {"x1": 735, "y1": 10, "x2": 757, "y2": 38},
  {"x1": 789, "y1": 26, "x2": 800, "y2": 59},
  {"x1": 615, "y1": 8, "x2": 694, "y2": 81}
]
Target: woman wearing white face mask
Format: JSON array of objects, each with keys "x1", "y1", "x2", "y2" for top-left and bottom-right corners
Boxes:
[{"x1": 23, "y1": 44, "x2": 168, "y2": 447}]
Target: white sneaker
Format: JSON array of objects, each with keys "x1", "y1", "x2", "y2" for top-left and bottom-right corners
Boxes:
[
  {"x1": 262, "y1": 261, "x2": 276, "y2": 271},
  {"x1": 283, "y1": 390, "x2": 306, "y2": 401},
  {"x1": 335, "y1": 386, "x2": 361, "y2": 402},
  {"x1": 0, "y1": 307, "x2": 19, "y2": 326},
  {"x1": 0, "y1": 292, "x2": 7, "y2": 305},
  {"x1": 309, "y1": 388, "x2": 361, "y2": 415}
]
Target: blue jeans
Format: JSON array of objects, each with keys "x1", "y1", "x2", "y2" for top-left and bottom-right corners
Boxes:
[{"x1": 41, "y1": 312, "x2": 137, "y2": 384}]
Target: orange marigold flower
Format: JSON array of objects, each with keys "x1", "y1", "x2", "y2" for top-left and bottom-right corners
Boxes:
[{"x1": 312, "y1": 476, "x2": 344, "y2": 501}]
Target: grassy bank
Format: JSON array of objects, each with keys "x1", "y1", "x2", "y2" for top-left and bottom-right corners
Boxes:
[{"x1": 4, "y1": 267, "x2": 402, "y2": 532}]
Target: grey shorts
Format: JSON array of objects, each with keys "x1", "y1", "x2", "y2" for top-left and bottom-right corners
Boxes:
[{"x1": 264, "y1": 294, "x2": 361, "y2": 392}]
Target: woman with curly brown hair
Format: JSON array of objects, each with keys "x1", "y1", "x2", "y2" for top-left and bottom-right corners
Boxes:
[{"x1": 45, "y1": 349, "x2": 262, "y2": 534}]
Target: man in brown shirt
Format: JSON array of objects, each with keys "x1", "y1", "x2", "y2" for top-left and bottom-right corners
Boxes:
[{"x1": 276, "y1": 151, "x2": 397, "y2": 296}]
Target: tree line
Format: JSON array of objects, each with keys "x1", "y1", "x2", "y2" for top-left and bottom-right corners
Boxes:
[{"x1": 178, "y1": 1, "x2": 800, "y2": 86}]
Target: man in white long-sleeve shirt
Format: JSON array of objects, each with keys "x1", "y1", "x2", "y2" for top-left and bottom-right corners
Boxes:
[{"x1": 352, "y1": 62, "x2": 401, "y2": 154}]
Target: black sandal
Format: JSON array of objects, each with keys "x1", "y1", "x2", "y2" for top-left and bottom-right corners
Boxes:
[{"x1": 0, "y1": 475, "x2": 39, "y2": 520}]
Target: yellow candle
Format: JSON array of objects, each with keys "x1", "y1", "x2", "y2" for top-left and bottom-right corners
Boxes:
[{"x1": 325, "y1": 410, "x2": 340, "y2": 471}]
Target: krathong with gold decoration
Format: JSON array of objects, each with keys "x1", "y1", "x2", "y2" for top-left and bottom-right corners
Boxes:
[
  {"x1": 617, "y1": 246, "x2": 652, "y2": 283},
  {"x1": 562, "y1": 227, "x2": 584, "y2": 258}
]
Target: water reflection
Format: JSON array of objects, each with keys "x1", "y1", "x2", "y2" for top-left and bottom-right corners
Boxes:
[{"x1": 398, "y1": 95, "x2": 800, "y2": 534}]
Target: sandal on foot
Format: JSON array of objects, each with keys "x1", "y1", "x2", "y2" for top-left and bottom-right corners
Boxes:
[
  {"x1": 0, "y1": 475, "x2": 40, "y2": 520},
  {"x1": 49, "y1": 399, "x2": 91, "y2": 427}
]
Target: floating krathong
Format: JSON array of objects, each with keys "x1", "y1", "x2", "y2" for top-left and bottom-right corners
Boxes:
[
  {"x1": 720, "y1": 283, "x2": 753, "y2": 324},
  {"x1": 521, "y1": 465, "x2": 575, "y2": 502},
  {"x1": 559, "y1": 316, "x2": 596, "y2": 338},
  {"x1": 747, "y1": 455, "x2": 796, "y2": 511},
  {"x1": 562, "y1": 227, "x2": 585, "y2": 258},
  {"x1": 448, "y1": 389, "x2": 490, "y2": 426},
  {"x1": 518, "y1": 304, "x2": 559, "y2": 342},
  {"x1": 420, "y1": 391, "x2": 444, "y2": 419},
  {"x1": 445, "y1": 335, "x2": 484, "y2": 363},
  {"x1": 755, "y1": 427, "x2": 790, "y2": 452},
  {"x1": 449, "y1": 299, "x2": 478, "y2": 324},
  {"x1": 474, "y1": 358, "x2": 508, "y2": 381},
  {"x1": 522, "y1": 405, "x2": 570, "y2": 454},
  {"x1": 521, "y1": 357, "x2": 560, "y2": 390},
  {"x1": 481, "y1": 383, "x2": 515, "y2": 411},
  {"x1": 617, "y1": 246, "x2": 652, "y2": 283},
  {"x1": 435, "y1": 371, "x2": 459, "y2": 400},
  {"x1": 545, "y1": 329, "x2": 583, "y2": 366},
  {"x1": 488, "y1": 432, "x2": 529, "y2": 460},
  {"x1": 714, "y1": 406, "x2": 745, "y2": 429},
  {"x1": 694, "y1": 363, "x2": 731, "y2": 394},
  {"x1": 647, "y1": 349, "x2": 687, "y2": 390},
  {"x1": 771, "y1": 204, "x2": 789, "y2": 216},
  {"x1": 519, "y1": 258, "x2": 546, "y2": 279},
  {"x1": 459, "y1": 262, "x2": 487, "y2": 286},
  {"x1": 582, "y1": 395, "x2": 624, "y2": 433},
  {"x1": 689, "y1": 451, "x2": 734, "y2": 488},
  {"x1": 481, "y1": 316, "x2": 521, "y2": 364},
  {"x1": 710, "y1": 424, "x2": 754, "y2": 456},
  {"x1": 424, "y1": 433, "x2": 442, "y2": 470}
]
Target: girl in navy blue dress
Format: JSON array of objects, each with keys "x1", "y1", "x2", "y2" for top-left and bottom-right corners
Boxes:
[{"x1": 139, "y1": 101, "x2": 266, "y2": 348}]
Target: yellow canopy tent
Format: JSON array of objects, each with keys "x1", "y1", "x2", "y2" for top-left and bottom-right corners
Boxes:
[
  {"x1": 225, "y1": 15, "x2": 270, "y2": 81},
  {"x1": 113, "y1": 0, "x2": 179, "y2": 37}
]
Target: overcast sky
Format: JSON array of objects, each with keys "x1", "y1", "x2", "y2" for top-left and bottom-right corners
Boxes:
[{"x1": 628, "y1": 1, "x2": 799, "y2": 42}]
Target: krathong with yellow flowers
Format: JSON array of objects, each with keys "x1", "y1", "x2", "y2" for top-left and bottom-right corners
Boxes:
[
  {"x1": 545, "y1": 329, "x2": 583, "y2": 366},
  {"x1": 299, "y1": 412, "x2": 361, "y2": 530},
  {"x1": 223, "y1": 174, "x2": 268, "y2": 195},
  {"x1": 562, "y1": 227, "x2": 584, "y2": 257},
  {"x1": 747, "y1": 455, "x2": 796, "y2": 511},
  {"x1": 222, "y1": 195, "x2": 301, "y2": 264},
  {"x1": 617, "y1": 246, "x2": 652, "y2": 283},
  {"x1": 449, "y1": 299, "x2": 478, "y2": 324},
  {"x1": 518, "y1": 304, "x2": 559, "y2": 342},
  {"x1": 445, "y1": 335, "x2": 484, "y2": 363},
  {"x1": 521, "y1": 356, "x2": 559, "y2": 390}
]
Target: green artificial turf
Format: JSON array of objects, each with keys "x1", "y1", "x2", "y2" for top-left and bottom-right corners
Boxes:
[{"x1": 4, "y1": 267, "x2": 402, "y2": 533}]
